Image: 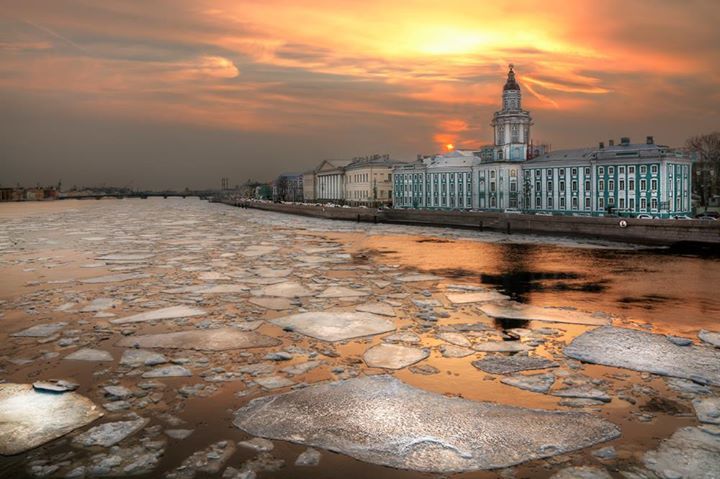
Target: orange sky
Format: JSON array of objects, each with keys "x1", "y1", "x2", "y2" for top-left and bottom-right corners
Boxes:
[{"x1": 1, "y1": 0, "x2": 718, "y2": 188}]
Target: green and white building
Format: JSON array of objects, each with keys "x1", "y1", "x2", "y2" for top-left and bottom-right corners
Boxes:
[{"x1": 393, "y1": 66, "x2": 693, "y2": 218}]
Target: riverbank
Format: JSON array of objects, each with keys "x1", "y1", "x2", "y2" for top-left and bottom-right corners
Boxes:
[{"x1": 226, "y1": 200, "x2": 720, "y2": 247}]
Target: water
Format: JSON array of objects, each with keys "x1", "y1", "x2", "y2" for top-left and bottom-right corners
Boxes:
[{"x1": 0, "y1": 198, "x2": 718, "y2": 478}]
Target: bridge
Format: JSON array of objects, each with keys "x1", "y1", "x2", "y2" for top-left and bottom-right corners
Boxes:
[{"x1": 58, "y1": 191, "x2": 216, "y2": 200}]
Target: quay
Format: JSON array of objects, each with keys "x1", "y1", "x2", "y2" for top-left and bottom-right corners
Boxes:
[{"x1": 224, "y1": 199, "x2": 720, "y2": 247}]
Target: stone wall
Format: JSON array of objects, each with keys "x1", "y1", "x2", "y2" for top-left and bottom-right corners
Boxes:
[{"x1": 227, "y1": 201, "x2": 720, "y2": 246}]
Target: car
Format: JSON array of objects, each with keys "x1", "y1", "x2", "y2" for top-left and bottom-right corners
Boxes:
[
  {"x1": 636, "y1": 214, "x2": 654, "y2": 219},
  {"x1": 503, "y1": 208, "x2": 522, "y2": 214},
  {"x1": 698, "y1": 215, "x2": 718, "y2": 221},
  {"x1": 695, "y1": 211, "x2": 720, "y2": 219},
  {"x1": 673, "y1": 215, "x2": 692, "y2": 220},
  {"x1": 535, "y1": 211, "x2": 552, "y2": 216}
]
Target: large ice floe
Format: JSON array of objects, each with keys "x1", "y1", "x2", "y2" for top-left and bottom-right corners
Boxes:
[
  {"x1": 480, "y1": 303, "x2": 609, "y2": 326},
  {"x1": 0, "y1": 383, "x2": 102, "y2": 455},
  {"x1": 110, "y1": 305, "x2": 206, "y2": 324},
  {"x1": 116, "y1": 328, "x2": 280, "y2": 351},
  {"x1": 564, "y1": 326, "x2": 720, "y2": 386},
  {"x1": 233, "y1": 375, "x2": 620, "y2": 473},
  {"x1": 270, "y1": 312, "x2": 395, "y2": 342}
]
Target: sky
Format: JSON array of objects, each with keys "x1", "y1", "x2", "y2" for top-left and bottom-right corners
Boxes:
[{"x1": 1, "y1": 0, "x2": 719, "y2": 190}]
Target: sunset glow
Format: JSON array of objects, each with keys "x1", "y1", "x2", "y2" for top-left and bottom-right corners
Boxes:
[{"x1": 1, "y1": 0, "x2": 719, "y2": 188}]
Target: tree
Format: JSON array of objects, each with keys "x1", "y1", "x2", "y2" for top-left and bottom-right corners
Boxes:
[{"x1": 686, "y1": 132, "x2": 720, "y2": 208}]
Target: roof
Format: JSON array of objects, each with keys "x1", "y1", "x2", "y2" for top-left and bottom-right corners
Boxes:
[{"x1": 503, "y1": 64, "x2": 520, "y2": 91}]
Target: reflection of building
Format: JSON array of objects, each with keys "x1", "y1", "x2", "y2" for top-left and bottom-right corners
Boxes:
[{"x1": 393, "y1": 65, "x2": 693, "y2": 218}]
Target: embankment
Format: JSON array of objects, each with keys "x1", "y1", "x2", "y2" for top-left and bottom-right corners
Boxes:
[{"x1": 224, "y1": 201, "x2": 720, "y2": 246}]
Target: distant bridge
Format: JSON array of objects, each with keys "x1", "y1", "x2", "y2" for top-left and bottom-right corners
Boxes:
[{"x1": 59, "y1": 191, "x2": 216, "y2": 200}]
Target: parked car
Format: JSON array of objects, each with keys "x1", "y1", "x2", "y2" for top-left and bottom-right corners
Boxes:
[
  {"x1": 636, "y1": 214, "x2": 654, "y2": 219},
  {"x1": 672, "y1": 215, "x2": 692, "y2": 220},
  {"x1": 697, "y1": 215, "x2": 718, "y2": 221},
  {"x1": 503, "y1": 208, "x2": 522, "y2": 214},
  {"x1": 695, "y1": 211, "x2": 720, "y2": 219},
  {"x1": 535, "y1": 211, "x2": 552, "y2": 216}
]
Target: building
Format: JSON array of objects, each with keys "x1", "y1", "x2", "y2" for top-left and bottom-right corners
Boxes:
[
  {"x1": 393, "y1": 65, "x2": 693, "y2": 218},
  {"x1": 272, "y1": 173, "x2": 304, "y2": 202},
  {"x1": 315, "y1": 159, "x2": 352, "y2": 202},
  {"x1": 344, "y1": 154, "x2": 399, "y2": 206},
  {"x1": 302, "y1": 170, "x2": 316, "y2": 202}
]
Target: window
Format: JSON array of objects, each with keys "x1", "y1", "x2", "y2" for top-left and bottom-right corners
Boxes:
[
  {"x1": 599, "y1": 197, "x2": 605, "y2": 209},
  {"x1": 572, "y1": 197, "x2": 579, "y2": 209},
  {"x1": 585, "y1": 167, "x2": 590, "y2": 176},
  {"x1": 572, "y1": 180, "x2": 578, "y2": 192},
  {"x1": 629, "y1": 198, "x2": 635, "y2": 210},
  {"x1": 619, "y1": 166, "x2": 625, "y2": 174},
  {"x1": 560, "y1": 197, "x2": 566, "y2": 208},
  {"x1": 547, "y1": 197, "x2": 553, "y2": 208},
  {"x1": 535, "y1": 197, "x2": 541, "y2": 208},
  {"x1": 560, "y1": 169, "x2": 565, "y2": 178},
  {"x1": 651, "y1": 165, "x2": 658, "y2": 174},
  {"x1": 640, "y1": 198, "x2": 647, "y2": 210},
  {"x1": 608, "y1": 180, "x2": 614, "y2": 191},
  {"x1": 640, "y1": 165, "x2": 647, "y2": 174},
  {"x1": 585, "y1": 180, "x2": 590, "y2": 191},
  {"x1": 608, "y1": 197, "x2": 615, "y2": 206},
  {"x1": 628, "y1": 166, "x2": 635, "y2": 174},
  {"x1": 651, "y1": 198, "x2": 658, "y2": 210},
  {"x1": 599, "y1": 180, "x2": 605, "y2": 191},
  {"x1": 609, "y1": 166, "x2": 615, "y2": 175},
  {"x1": 490, "y1": 170, "x2": 496, "y2": 179},
  {"x1": 584, "y1": 197, "x2": 590, "y2": 209},
  {"x1": 629, "y1": 179, "x2": 635, "y2": 190},
  {"x1": 619, "y1": 198, "x2": 625, "y2": 209},
  {"x1": 619, "y1": 180, "x2": 625, "y2": 190},
  {"x1": 535, "y1": 181, "x2": 541, "y2": 191},
  {"x1": 510, "y1": 182, "x2": 517, "y2": 192},
  {"x1": 490, "y1": 182, "x2": 496, "y2": 193},
  {"x1": 547, "y1": 168, "x2": 552, "y2": 176},
  {"x1": 640, "y1": 179, "x2": 647, "y2": 191},
  {"x1": 511, "y1": 169, "x2": 517, "y2": 177},
  {"x1": 547, "y1": 181, "x2": 553, "y2": 192},
  {"x1": 572, "y1": 168, "x2": 578, "y2": 176},
  {"x1": 560, "y1": 180, "x2": 566, "y2": 192},
  {"x1": 651, "y1": 179, "x2": 657, "y2": 191},
  {"x1": 598, "y1": 166, "x2": 605, "y2": 175},
  {"x1": 535, "y1": 170, "x2": 541, "y2": 177}
]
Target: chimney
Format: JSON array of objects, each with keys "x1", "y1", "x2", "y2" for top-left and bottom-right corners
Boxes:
[
  {"x1": 599, "y1": 141, "x2": 605, "y2": 149},
  {"x1": 609, "y1": 139, "x2": 614, "y2": 147},
  {"x1": 620, "y1": 137, "x2": 630, "y2": 146},
  {"x1": 646, "y1": 136, "x2": 654, "y2": 145}
]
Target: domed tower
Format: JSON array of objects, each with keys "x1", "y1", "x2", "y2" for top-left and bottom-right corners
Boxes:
[{"x1": 491, "y1": 64, "x2": 532, "y2": 161}]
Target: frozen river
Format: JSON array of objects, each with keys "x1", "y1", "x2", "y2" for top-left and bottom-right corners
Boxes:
[{"x1": 0, "y1": 198, "x2": 719, "y2": 478}]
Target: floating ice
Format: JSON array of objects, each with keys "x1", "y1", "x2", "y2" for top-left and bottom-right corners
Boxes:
[
  {"x1": 271, "y1": 312, "x2": 395, "y2": 342},
  {"x1": 480, "y1": 303, "x2": 609, "y2": 326},
  {"x1": 72, "y1": 417, "x2": 149, "y2": 447},
  {"x1": 699, "y1": 329, "x2": 720, "y2": 348},
  {"x1": 356, "y1": 303, "x2": 395, "y2": 317},
  {"x1": 446, "y1": 291, "x2": 507, "y2": 304},
  {"x1": 363, "y1": 343, "x2": 429, "y2": 369},
  {"x1": 0, "y1": 383, "x2": 102, "y2": 455},
  {"x1": 110, "y1": 306, "x2": 207, "y2": 324},
  {"x1": 117, "y1": 328, "x2": 281, "y2": 351},
  {"x1": 249, "y1": 297, "x2": 293, "y2": 310},
  {"x1": 142, "y1": 365, "x2": 192, "y2": 378},
  {"x1": 10, "y1": 322, "x2": 67, "y2": 338},
  {"x1": 644, "y1": 426, "x2": 720, "y2": 478},
  {"x1": 258, "y1": 282, "x2": 313, "y2": 298},
  {"x1": 80, "y1": 273, "x2": 150, "y2": 284},
  {"x1": 316, "y1": 286, "x2": 370, "y2": 298},
  {"x1": 473, "y1": 341, "x2": 533, "y2": 353},
  {"x1": 395, "y1": 274, "x2": 442, "y2": 283},
  {"x1": 564, "y1": 326, "x2": 720, "y2": 386},
  {"x1": 472, "y1": 355, "x2": 558, "y2": 374},
  {"x1": 80, "y1": 298, "x2": 121, "y2": 312},
  {"x1": 500, "y1": 372, "x2": 556, "y2": 393},
  {"x1": 436, "y1": 332, "x2": 472, "y2": 347},
  {"x1": 64, "y1": 348, "x2": 113, "y2": 362},
  {"x1": 120, "y1": 349, "x2": 167, "y2": 367},
  {"x1": 163, "y1": 285, "x2": 248, "y2": 294},
  {"x1": 233, "y1": 375, "x2": 620, "y2": 473}
]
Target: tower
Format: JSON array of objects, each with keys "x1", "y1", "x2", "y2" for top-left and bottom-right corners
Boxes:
[{"x1": 491, "y1": 64, "x2": 532, "y2": 161}]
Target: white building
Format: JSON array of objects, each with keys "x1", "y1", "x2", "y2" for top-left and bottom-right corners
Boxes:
[
  {"x1": 315, "y1": 159, "x2": 351, "y2": 202},
  {"x1": 393, "y1": 65, "x2": 693, "y2": 218}
]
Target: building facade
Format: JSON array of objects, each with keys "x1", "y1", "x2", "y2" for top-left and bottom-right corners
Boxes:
[
  {"x1": 272, "y1": 173, "x2": 303, "y2": 202},
  {"x1": 393, "y1": 66, "x2": 693, "y2": 218},
  {"x1": 315, "y1": 159, "x2": 352, "y2": 202},
  {"x1": 344, "y1": 154, "x2": 398, "y2": 206}
]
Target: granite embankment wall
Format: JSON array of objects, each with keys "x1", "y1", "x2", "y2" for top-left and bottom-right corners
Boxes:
[{"x1": 224, "y1": 201, "x2": 720, "y2": 246}]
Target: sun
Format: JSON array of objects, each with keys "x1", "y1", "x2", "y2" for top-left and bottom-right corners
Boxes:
[{"x1": 446, "y1": 143, "x2": 455, "y2": 151}]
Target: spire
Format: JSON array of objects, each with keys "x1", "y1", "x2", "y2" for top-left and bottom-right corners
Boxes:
[{"x1": 503, "y1": 64, "x2": 520, "y2": 91}]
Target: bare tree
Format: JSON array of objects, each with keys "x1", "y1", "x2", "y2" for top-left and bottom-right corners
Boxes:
[{"x1": 686, "y1": 132, "x2": 720, "y2": 208}]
